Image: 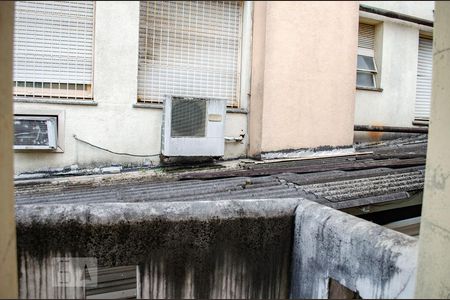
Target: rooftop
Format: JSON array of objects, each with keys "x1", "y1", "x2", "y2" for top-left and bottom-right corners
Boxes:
[
  {"x1": 15, "y1": 134, "x2": 427, "y2": 213},
  {"x1": 14, "y1": 134, "x2": 428, "y2": 299}
]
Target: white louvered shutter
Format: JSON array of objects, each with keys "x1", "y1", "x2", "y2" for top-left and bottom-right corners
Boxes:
[
  {"x1": 138, "y1": 1, "x2": 242, "y2": 107},
  {"x1": 414, "y1": 37, "x2": 433, "y2": 120},
  {"x1": 13, "y1": 1, "x2": 94, "y2": 99},
  {"x1": 358, "y1": 23, "x2": 375, "y2": 50}
]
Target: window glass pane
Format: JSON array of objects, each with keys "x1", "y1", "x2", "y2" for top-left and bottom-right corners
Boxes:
[
  {"x1": 357, "y1": 71, "x2": 376, "y2": 88},
  {"x1": 357, "y1": 55, "x2": 376, "y2": 71}
]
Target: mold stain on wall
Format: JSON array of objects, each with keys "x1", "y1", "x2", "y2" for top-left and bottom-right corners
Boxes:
[{"x1": 17, "y1": 216, "x2": 294, "y2": 299}]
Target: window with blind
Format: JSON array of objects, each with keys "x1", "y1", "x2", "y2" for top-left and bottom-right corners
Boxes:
[
  {"x1": 138, "y1": 1, "x2": 242, "y2": 108},
  {"x1": 414, "y1": 36, "x2": 433, "y2": 120},
  {"x1": 356, "y1": 23, "x2": 378, "y2": 89},
  {"x1": 13, "y1": 1, "x2": 94, "y2": 100}
]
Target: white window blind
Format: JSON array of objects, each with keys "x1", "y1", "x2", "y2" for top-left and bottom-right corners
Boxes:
[
  {"x1": 13, "y1": 1, "x2": 94, "y2": 100},
  {"x1": 356, "y1": 23, "x2": 377, "y2": 89},
  {"x1": 358, "y1": 23, "x2": 375, "y2": 50},
  {"x1": 414, "y1": 36, "x2": 433, "y2": 120},
  {"x1": 138, "y1": 1, "x2": 242, "y2": 107}
]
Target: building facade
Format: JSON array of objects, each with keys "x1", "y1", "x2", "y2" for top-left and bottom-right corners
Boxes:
[
  {"x1": 12, "y1": 1, "x2": 434, "y2": 174},
  {"x1": 355, "y1": 1, "x2": 434, "y2": 140}
]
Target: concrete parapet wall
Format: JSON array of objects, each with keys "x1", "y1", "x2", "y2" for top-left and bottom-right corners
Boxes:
[
  {"x1": 16, "y1": 198, "x2": 420, "y2": 299},
  {"x1": 291, "y1": 200, "x2": 418, "y2": 299},
  {"x1": 16, "y1": 199, "x2": 301, "y2": 299}
]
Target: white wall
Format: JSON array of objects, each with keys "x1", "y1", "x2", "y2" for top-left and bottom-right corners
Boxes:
[
  {"x1": 354, "y1": 21, "x2": 419, "y2": 128},
  {"x1": 360, "y1": 1, "x2": 434, "y2": 22},
  {"x1": 354, "y1": 2, "x2": 434, "y2": 142},
  {"x1": 13, "y1": 1, "x2": 247, "y2": 174}
]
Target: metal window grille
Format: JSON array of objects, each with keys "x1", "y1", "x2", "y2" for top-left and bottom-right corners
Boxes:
[
  {"x1": 358, "y1": 23, "x2": 375, "y2": 50},
  {"x1": 138, "y1": 1, "x2": 242, "y2": 108},
  {"x1": 13, "y1": 1, "x2": 94, "y2": 100},
  {"x1": 414, "y1": 36, "x2": 433, "y2": 120}
]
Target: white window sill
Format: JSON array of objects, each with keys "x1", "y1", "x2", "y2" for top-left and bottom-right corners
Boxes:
[
  {"x1": 133, "y1": 102, "x2": 247, "y2": 114},
  {"x1": 14, "y1": 97, "x2": 97, "y2": 106},
  {"x1": 133, "y1": 102, "x2": 163, "y2": 109},
  {"x1": 412, "y1": 119, "x2": 429, "y2": 127},
  {"x1": 356, "y1": 86, "x2": 383, "y2": 92}
]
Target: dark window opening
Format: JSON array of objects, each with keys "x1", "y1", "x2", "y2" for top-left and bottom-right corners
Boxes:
[{"x1": 328, "y1": 278, "x2": 362, "y2": 299}]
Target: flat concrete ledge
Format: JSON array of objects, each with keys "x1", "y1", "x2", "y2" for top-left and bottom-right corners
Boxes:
[
  {"x1": 14, "y1": 97, "x2": 98, "y2": 106},
  {"x1": 16, "y1": 198, "x2": 304, "y2": 224},
  {"x1": 291, "y1": 200, "x2": 418, "y2": 299}
]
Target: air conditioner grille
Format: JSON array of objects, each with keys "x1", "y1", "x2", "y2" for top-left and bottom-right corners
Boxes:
[
  {"x1": 171, "y1": 98, "x2": 207, "y2": 137},
  {"x1": 14, "y1": 118, "x2": 51, "y2": 146}
]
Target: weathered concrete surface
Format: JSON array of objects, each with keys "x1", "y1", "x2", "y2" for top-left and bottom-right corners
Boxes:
[
  {"x1": 16, "y1": 199, "x2": 300, "y2": 299},
  {"x1": 17, "y1": 197, "x2": 423, "y2": 299},
  {"x1": 18, "y1": 252, "x2": 84, "y2": 299},
  {"x1": 291, "y1": 200, "x2": 418, "y2": 299}
]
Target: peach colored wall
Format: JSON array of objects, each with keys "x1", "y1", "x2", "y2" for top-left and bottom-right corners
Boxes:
[{"x1": 249, "y1": 1, "x2": 359, "y2": 155}]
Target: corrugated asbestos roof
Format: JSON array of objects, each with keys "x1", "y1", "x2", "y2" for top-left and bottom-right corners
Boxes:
[
  {"x1": 15, "y1": 135, "x2": 427, "y2": 209},
  {"x1": 300, "y1": 169, "x2": 424, "y2": 202}
]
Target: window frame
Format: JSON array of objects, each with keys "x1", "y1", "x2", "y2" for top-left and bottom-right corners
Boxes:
[
  {"x1": 12, "y1": 1, "x2": 96, "y2": 101},
  {"x1": 13, "y1": 116, "x2": 57, "y2": 150},
  {"x1": 136, "y1": 1, "x2": 248, "y2": 109},
  {"x1": 356, "y1": 47, "x2": 378, "y2": 89},
  {"x1": 13, "y1": 108, "x2": 65, "y2": 153}
]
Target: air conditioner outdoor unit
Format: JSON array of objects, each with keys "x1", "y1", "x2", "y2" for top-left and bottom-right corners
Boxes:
[
  {"x1": 13, "y1": 115, "x2": 57, "y2": 150},
  {"x1": 161, "y1": 96, "x2": 227, "y2": 157}
]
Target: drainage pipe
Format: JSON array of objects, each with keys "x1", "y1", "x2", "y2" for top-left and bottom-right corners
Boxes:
[{"x1": 354, "y1": 125, "x2": 428, "y2": 134}]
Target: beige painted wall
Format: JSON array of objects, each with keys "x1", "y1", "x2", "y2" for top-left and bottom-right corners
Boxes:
[
  {"x1": 249, "y1": 1, "x2": 358, "y2": 155},
  {"x1": 415, "y1": 2, "x2": 450, "y2": 297},
  {"x1": 13, "y1": 1, "x2": 248, "y2": 174},
  {"x1": 0, "y1": 1, "x2": 18, "y2": 298}
]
